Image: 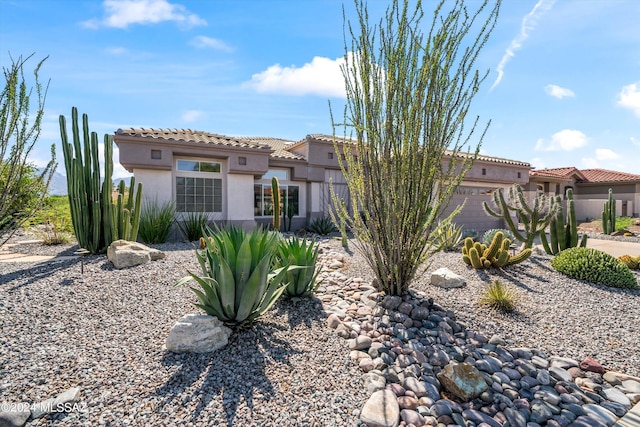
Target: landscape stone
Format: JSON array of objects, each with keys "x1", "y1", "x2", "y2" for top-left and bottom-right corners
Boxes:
[
  {"x1": 580, "y1": 357, "x2": 605, "y2": 374},
  {"x1": 360, "y1": 389, "x2": 400, "y2": 427},
  {"x1": 437, "y1": 362, "x2": 488, "y2": 402},
  {"x1": 0, "y1": 406, "x2": 31, "y2": 427},
  {"x1": 549, "y1": 367, "x2": 573, "y2": 383},
  {"x1": 581, "y1": 404, "x2": 617, "y2": 426},
  {"x1": 400, "y1": 409, "x2": 425, "y2": 426},
  {"x1": 601, "y1": 387, "x2": 631, "y2": 407},
  {"x1": 430, "y1": 268, "x2": 466, "y2": 288},
  {"x1": 349, "y1": 335, "x2": 373, "y2": 351},
  {"x1": 603, "y1": 372, "x2": 622, "y2": 386},
  {"x1": 107, "y1": 239, "x2": 165, "y2": 269},
  {"x1": 165, "y1": 314, "x2": 231, "y2": 353}
]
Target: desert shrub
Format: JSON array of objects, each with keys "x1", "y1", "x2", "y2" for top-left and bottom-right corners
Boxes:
[
  {"x1": 430, "y1": 219, "x2": 464, "y2": 251},
  {"x1": 177, "y1": 211, "x2": 209, "y2": 241},
  {"x1": 26, "y1": 195, "x2": 74, "y2": 233},
  {"x1": 176, "y1": 226, "x2": 294, "y2": 329},
  {"x1": 276, "y1": 237, "x2": 319, "y2": 298},
  {"x1": 552, "y1": 248, "x2": 638, "y2": 289},
  {"x1": 479, "y1": 280, "x2": 517, "y2": 313},
  {"x1": 138, "y1": 199, "x2": 175, "y2": 244},
  {"x1": 482, "y1": 228, "x2": 515, "y2": 246},
  {"x1": 308, "y1": 216, "x2": 336, "y2": 235}
]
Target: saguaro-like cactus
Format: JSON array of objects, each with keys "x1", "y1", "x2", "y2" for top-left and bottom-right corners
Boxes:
[
  {"x1": 540, "y1": 188, "x2": 587, "y2": 255},
  {"x1": 602, "y1": 188, "x2": 616, "y2": 235},
  {"x1": 483, "y1": 184, "x2": 560, "y2": 249},
  {"x1": 272, "y1": 176, "x2": 281, "y2": 231},
  {"x1": 60, "y1": 107, "x2": 143, "y2": 253}
]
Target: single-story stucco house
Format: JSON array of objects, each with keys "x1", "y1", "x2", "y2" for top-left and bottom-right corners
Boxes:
[
  {"x1": 527, "y1": 167, "x2": 640, "y2": 219},
  {"x1": 114, "y1": 128, "x2": 532, "y2": 234}
]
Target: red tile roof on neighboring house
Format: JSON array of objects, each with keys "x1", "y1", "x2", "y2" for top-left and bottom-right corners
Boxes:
[
  {"x1": 530, "y1": 167, "x2": 640, "y2": 183},
  {"x1": 529, "y1": 167, "x2": 586, "y2": 180},
  {"x1": 579, "y1": 168, "x2": 640, "y2": 183}
]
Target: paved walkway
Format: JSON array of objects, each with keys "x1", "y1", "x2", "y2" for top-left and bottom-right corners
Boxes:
[
  {"x1": 586, "y1": 238, "x2": 640, "y2": 258},
  {"x1": 0, "y1": 240, "x2": 77, "y2": 263}
]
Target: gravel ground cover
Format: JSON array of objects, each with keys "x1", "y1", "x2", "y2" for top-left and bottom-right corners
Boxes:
[{"x1": 1, "y1": 234, "x2": 639, "y2": 426}]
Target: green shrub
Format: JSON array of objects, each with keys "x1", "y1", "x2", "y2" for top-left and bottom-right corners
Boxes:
[
  {"x1": 276, "y1": 237, "x2": 319, "y2": 298},
  {"x1": 430, "y1": 219, "x2": 463, "y2": 251},
  {"x1": 479, "y1": 280, "x2": 517, "y2": 313},
  {"x1": 552, "y1": 248, "x2": 638, "y2": 289},
  {"x1": 26, "y1": 195, "x2": 74, "y2": 233},
  {"x1": 138, "y1": 199, "x2": 175, "y2": 244},
  {"x1": 176, "y1": 226, "x2": 294, "y2": 329},
  {"x1": 482, "y1": 228, "x2": 515, "y2": 246},
  {"x1": 309, "y1": 216, "x2": 336, "y2": 235},
  {"x1": 177, "y1": 211, "x2": 209, "y2": 241}
]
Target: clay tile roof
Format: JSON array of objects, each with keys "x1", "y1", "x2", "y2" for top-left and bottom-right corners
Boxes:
[
  {"x1": 443, "y1": 150, "x2": 530, "y2": 167},
  {"x1": 529, "y1": 167, "x2": 585, "y2": 180},
  {"x1": 236, "y1": 137, "x2": 306, "y2": 161},
  {"x1": 306, "y1": 134, "x2": 357, "y2": 144},
  {"x1": 115, "y1": 128, "x2": 272, "y2": 151},
  {"x1": 579, "y1": 168, "x2": 640, "y2": 183}
]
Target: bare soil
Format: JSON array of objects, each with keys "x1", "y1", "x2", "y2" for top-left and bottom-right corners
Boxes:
[{"x1": 577, "y1": 219, "x2": 640, "y2": 235}]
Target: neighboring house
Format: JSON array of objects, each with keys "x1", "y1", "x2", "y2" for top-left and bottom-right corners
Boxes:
[
  {"x1": 114, "y1": 128, "x2": 530, "y2": 233},
  {"x1": 527, "y1": 167, "x2": 640, "y2": 219}
]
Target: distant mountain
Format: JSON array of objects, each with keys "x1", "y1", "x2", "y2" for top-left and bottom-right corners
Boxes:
[
  {"x1": 38, "y1": 169, "x2": 133, "y2": 196},
  {"x1": 47, "y1": 170, "x2": 68, "y2": 196}
]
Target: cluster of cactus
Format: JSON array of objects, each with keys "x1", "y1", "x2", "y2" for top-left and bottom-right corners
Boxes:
[
  {"x1": 272, "y1": 176, "x2": 281, "y2": 231},
  {"x1": 602, "y1": 188, "x2": 616, "y2": 234},
  {"x1": 551, "y1": 247, "x2": 638, "y2": 289},
  {"x1": 462, "y1": 231, "x2": 532, "y2": 269},
  {"x1": 60, "y1": 107, "x2": 143, "y2": 254},
  {"x1": 483, "y1": 185, "x2": 560, "y2": 249},
  {"x1": 618, "y1": 254, "x2": 640, "y2": 270},
  {"x1": 540, "y1": 188, "x2": 588, "y2": 255}
]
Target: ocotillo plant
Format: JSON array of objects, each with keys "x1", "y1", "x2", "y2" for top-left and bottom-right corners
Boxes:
[
  {"x1": 602, "y1": 188, "x2": 616, "y2": 234},
  {"x1": 272, "y1": 176, "x2": 280, "y2": 231},
  {"x1": 540, "y1": 188, "x2": 587, "y2": 255},
  {"x1": 483, "y1": 184, "x2": 559, "y2": 249},
  {"x1": 60, "y1": 107, "x2": 143, "y2": 253}
]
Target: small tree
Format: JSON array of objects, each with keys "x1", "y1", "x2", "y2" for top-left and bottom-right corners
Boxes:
[
  {"x1": 0, "y1": 53, "x2": 56, "y2": 245},
  {"x1": 331, "y1": 0, "x2": 500, "y2": 296}
]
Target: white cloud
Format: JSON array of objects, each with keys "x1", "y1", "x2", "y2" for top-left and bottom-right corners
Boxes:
[
  {"x1": 190, "y1": 36, "x2": 232, "y2": 52},
  {"x1": 531, "y1": 157, "x2": 546, "y2": 169},
  {"x1": 544, "y1": 84, "x2": 575, "y2": 99},
  {"x1": 181, "y1": 110, "x2": 206, "y2": 123},
  {"x1": 244, "y1": 55, "x2": 346, "y2": 97},
  {"x1": 631, "y1": 136, "x2": 640, "y2": 147},
  {"x1": 82, "y1": 0, "x2": 206, "y2": 29},
  {"x1": 581, "y1": 157, "x2": 599, "y2": 169},
  {"x1": 595, "y1": 148, "x2": 619, "y2": 160},
  {"x1": 491, "y1": 0, "x2": 556, "y2": 90},
  {"x1": 105, "y1": 46, "x2": 129, "y2": 55},
  {"x1": 534, "y1": 129, "x2": 588, "y2": 151},
  {"x1": 618, "y1": 82, "x2": 640, "y2": 117}
]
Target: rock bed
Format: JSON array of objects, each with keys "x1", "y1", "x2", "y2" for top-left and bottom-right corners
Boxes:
[{"x1": 1, "y1": 236, "x2": 639, "y2": 426}]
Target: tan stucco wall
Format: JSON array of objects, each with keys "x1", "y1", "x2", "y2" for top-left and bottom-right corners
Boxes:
[
  {"x1": 133, "y1": 168, "x2": 173, "y2": 204},
  {"x1": 227, "y1": 174, "x2": 255, "y2": 222}
]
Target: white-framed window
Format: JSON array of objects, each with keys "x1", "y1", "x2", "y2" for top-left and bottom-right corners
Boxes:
[
  {"x1": 254, "y1": 169, "x2": 299, "y2": 217},
  {"x1": 175, "y1": 159, "x2": 223, "y2": 213}
]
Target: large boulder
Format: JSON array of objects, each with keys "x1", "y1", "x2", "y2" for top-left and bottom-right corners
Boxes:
[
  {"x1": 166, "y1": 314, "x2": 232, "y2": 353},
  {"x1": 107, "y1": 240, "x2": 165, "y2": 269},
  {"x1": 430, "y1": 268, "x2": 466, "y2": 288},
  {"x1": 437, "y1": 362, "x2": 488, "y2": 402}
]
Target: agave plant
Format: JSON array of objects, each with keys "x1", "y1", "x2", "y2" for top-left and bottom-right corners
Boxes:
[
  {"x1": 176, "y1": 226, "x2": 294, "y2": 329},
  {"x1": 276, "y1": 237, "x2": 319, "y2": 298},
  {"x1": 429, "y1": 218, "x2": 464, "y2": 251}
]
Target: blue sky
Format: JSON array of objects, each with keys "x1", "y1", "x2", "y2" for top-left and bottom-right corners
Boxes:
[{"x1": 1, "y1": 0, "x2": 639, "y2": 178}]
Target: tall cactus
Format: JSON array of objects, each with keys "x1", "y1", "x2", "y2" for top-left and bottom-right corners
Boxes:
[
  {"x1": 60, "y1": 107, "x2": 143, "y2": 253},
  {"x1": 602, "y1": 188, "x2": 616, "y2": 235},
  {"x1": 483, "y1": 184, "x2": 560, "y2": 249},
  {"x1": 540, "y1": 188, "x2": 587, "y2": 255},
  {"x1": 272, "y1": 176, "x2": 281, "y2": 231}
]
